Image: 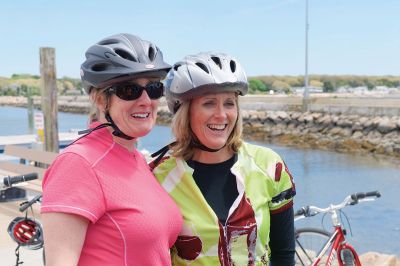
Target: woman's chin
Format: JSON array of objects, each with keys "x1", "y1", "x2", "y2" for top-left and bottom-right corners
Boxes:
[
  {"x1": 126, "y1": 127, "x2": 152, "y2": 139},
  {"x1": 136, "y1": 130, "x2": 152, "y2": 138},
  {"x1": 203, "y1": 140, "x2": 227, "y2": 150}
]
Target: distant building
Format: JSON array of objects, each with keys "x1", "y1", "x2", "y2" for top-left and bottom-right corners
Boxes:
[
  {"x1": 292, "y1": 86, "x2": 323, "y2": 95},
  {"x1": 375, "y1": 86, "x2": 389, "y2": 92},
  {"x1": 350, "y1": 86, "x2": 369, "y2": 94},
  {"x1": 336, "y1": 86, "x2": 349, "y2": 93}
]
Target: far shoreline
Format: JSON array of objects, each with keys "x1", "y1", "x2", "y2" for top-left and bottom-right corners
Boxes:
[{"x1": 1, "y1": 95, "x2": 400, "y2": 164}]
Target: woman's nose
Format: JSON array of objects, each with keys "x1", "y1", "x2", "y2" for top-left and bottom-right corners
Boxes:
[
  {"x1": 214, "y1": 104, "x2": 227, "y2": 118},
  {"x1": 136, "y1": 90, "x2": 152, "y2": 104}
]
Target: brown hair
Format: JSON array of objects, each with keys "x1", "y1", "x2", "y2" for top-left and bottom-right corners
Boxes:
[{"x1": 170, "y1": 96, "x2": 243, "y2": 160}]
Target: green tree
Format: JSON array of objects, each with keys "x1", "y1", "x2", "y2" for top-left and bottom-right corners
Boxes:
[
  {"x1": 363, "y1": 79, "x2": 375, "y2": 90},
  {"x1": 11, "y1": 74, "x2": 39, "y2": 80},
  {"x1": 271, "y1": 80, "x2": 291, "y2": 94},
  {"x1": 348, "y1": 79, "x2": 363, "y2": 87},
  {"x1": 29, "y1": 86, "x2": 41, "y2": 96},
  {"x1": 0, "y1": 87, "x2": 17, "y2": 96},
  {"x1": 19, "y1": 84, "x2": 28, "y2": 96},
  {"x1": 310, "y1": 80, "x2": 323, "y2": 88},
  {"x1": 323, "y1": 81, "x2": 334, "y2": 92},
  {"x1": 249, "y1": 79, "x2": 268, "y2": 93}
]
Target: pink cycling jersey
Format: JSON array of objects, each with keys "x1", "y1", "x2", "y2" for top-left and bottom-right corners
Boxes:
[{"x1": 41, "y1": 123, "x2": 183, "y2": 265}]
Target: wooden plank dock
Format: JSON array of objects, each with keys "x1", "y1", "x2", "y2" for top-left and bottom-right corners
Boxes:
[{"x1": 0, "y1": 131, "x2": 80, "y2": 152}]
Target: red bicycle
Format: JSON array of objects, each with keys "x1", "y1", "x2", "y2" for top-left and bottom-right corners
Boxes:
[{"x1": 294, "y1": 191, "x2": 381, "y2": 266}]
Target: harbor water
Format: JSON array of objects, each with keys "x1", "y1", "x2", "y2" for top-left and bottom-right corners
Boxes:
[{"x1": 1, "y1": 106, "x2": 399, "y2": 255}]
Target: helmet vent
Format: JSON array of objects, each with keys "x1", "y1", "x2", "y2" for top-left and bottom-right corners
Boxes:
[
  {"x1": 211, "y1": 56, "x2": 222, "y2": 69},
  {"x1": 195, "y1": 62, "x2": 209, "y2": 74},
  {"x1": 114, "y1": 49, "x2": 137, "y2": 62},
  {"x1": 174, "y1": 64, "x2": 182, "y2": 71},
  {"x1": 230, "y1": 60, "x2": 236, "y2": 72},
  {"x1": 98, "y1": 39, "x2": 119, "y2": 45},
  {"x1": 148, "y1": 46, "x2": 156, "y2": 61},
  {"x1": 91, "y1": 63, "x2": 110, "y2": 72}
]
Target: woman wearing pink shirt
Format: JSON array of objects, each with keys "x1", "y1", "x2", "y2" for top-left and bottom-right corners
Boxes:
[{"x1": 41, "y1": 33, "x2": 183, "y2": 265}]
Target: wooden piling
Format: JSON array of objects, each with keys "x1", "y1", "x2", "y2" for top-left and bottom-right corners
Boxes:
[
  {"x1": 40, "y1": 47, "x2": 59, "y2": 153},
  {"x1": 27, "y1": 86, "x2": 34, "y2": 134}
]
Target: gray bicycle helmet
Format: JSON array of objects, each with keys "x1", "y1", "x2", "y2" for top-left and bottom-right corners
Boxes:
[
  {"x1": 165, "y1": 52, "x2": 248, "y2": 113},
  {"x1": 81, "y1": 33, "x2": 171, "y2": 93}
]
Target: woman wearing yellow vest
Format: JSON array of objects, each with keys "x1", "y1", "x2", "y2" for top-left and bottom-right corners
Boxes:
[{"x1": 153, "y1": 52, "x2": 296, "y2": 265}]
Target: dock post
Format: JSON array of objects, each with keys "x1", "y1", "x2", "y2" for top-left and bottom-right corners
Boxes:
[
  {"x1": 27, "y1": 86, "x2": 34, "y2": 134},
  {"x1": 40, "y1": 47, "x2": 59, "y2": 153}
]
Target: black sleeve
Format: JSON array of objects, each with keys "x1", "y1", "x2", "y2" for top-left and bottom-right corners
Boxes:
[{"x1": 269, "y1": 206, "x2": 295, "y2": 266}]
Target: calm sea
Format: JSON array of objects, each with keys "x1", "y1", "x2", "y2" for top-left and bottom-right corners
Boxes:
[{"x1": 1, "y1": 106, "x2": 399, "y2": 255}]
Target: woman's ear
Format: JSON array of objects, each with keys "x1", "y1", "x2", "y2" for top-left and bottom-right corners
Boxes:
[{"x1": 93, "y1": 91, "x2": 107, "y2": 112}]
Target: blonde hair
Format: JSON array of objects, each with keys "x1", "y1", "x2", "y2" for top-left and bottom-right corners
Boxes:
[
  {"x1": 170, "y1": 96, "x2": 243, "y2": 160},
  {"x1": 87, "y1": 88, "x2": 109, "y2": 123}
]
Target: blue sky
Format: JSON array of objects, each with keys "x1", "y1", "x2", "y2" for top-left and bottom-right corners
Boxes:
[{"x1": 1, "y1": 0, "x2": 399, "y2": 78}]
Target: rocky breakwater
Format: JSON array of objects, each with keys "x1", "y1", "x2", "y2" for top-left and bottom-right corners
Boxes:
[
  {"x1": 359, "y1": 252, "x2": 400, "y2": 266},
  {"x1": 0, "y1": 96, "x2": 91, "y2": 114},
  {"x1": 243, "y1": 110, "x2": 400, "y2": 159},
  {"x1": 157, "y1": 106, "x2": 400, "y2": 160}
]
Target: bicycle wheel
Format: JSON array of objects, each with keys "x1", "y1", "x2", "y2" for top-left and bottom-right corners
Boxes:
[
  {"x1": 340, "y1": 248, "x2": 355, "y2": 266},
  {"x1": 295, "y1": 227, "x2": 332, "y2": 266}
]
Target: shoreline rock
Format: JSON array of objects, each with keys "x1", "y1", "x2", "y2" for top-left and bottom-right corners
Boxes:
[{"x1": 360, "y1": 252, "x2": 400, "y2": 266}]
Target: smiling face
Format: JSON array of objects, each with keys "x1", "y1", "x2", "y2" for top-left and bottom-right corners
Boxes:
[
  {"x1": 106, "y1": 77, "x2": 160, "y2": 140},
  {"x1": 189, "y1": 92, "x2": 238, "y2": 154}
]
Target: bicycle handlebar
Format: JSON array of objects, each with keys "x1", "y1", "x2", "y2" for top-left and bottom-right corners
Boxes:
[
  {"x1": 1, "y1": 173, "x2": 38, "y2": 189},
  {"x1": 294, "y1": 190, "x2": 381, "y2": 218},
  {"x1": 294, "y1": 206, "x2": 310, "y2": 217},
  {"x1": 350, "y1": 190, "x2": 381, "y2": 202},
  {"x1": 19, "y1": 194, "x2": 42, "y2": 212}
]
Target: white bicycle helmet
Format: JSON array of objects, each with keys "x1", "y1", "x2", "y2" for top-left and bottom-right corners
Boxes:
[
  {"x1": 81, "y1": 33, "x2": 171, "y2": 93},
  {"x1": 165, "y1": 52, "x2": 248, "y2": 113},
  {"x1": 8, "y1": 217, "x2": 44, "y2": 250}
]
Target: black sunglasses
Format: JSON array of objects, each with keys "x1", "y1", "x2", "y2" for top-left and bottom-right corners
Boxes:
[{"x1": 108, "y1": 81, "x2": 164, "y2": 101}]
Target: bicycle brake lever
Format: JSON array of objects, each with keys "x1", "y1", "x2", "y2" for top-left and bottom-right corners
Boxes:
[{"x1": 294, "y1": 206, "x2": 310, "y2": 217}]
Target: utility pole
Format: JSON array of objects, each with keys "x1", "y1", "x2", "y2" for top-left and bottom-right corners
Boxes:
[{"x1": 302, "y1": 0, "x2": 310, "y2": 112}]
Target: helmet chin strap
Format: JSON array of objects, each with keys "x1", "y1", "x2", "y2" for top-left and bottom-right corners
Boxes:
[
  {"x1": 68, "y1": 114, "x2": 133, "y2": 147},
  {"x1": 104, "y1": 112, "x2": 134, "y2": 140},
  {"x1": 102, "y1": 93, "x2": 134, "y2": 140},
  {"x1": 67, "y1": 97, "x2": 134, "y2": 147},
  {"x1": 188, "y1": 126, "x2": 224, "y2": 152},
  {"x1": 191, "y1": 139, "x2": 226, "y2": 152}
]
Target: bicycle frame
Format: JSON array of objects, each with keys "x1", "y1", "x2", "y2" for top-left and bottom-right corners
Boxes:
[{"x1": 310, "y1": 226, "x2": 361, "y2": 266}]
